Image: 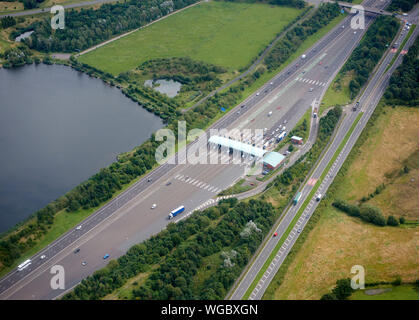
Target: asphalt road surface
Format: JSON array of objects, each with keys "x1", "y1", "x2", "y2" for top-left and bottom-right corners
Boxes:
[
  {"x1": 229, "y1": 3, "x2": 418, "y2": 300},
  {"x1": 0, "y1": 0, "x2": 394, "y2": 300}
]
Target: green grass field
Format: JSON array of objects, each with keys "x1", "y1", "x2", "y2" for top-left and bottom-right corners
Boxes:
[
  {"x1": 78, "y1": 1, "x2": 304, "y2": 75},
  {"x1": 350, "y1": 285, "x2": 419, "y2": 300}
]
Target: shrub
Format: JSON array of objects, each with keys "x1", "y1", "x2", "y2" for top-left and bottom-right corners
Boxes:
[{"x1": 386, "y1": 215, "x2": 399, "y2": 226}]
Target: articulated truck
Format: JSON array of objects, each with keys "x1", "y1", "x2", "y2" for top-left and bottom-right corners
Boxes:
[
  {"x1": 293, "y1": 192, "x2": 302, "y2": 205},
  {"x1": 168, "y1": 206, "x2": 185, "y2": 219}
]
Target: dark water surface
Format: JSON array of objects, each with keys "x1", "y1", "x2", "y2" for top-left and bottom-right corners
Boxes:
[{"x1": 0, "y1": 64, "x2": 163, "y2": 233}]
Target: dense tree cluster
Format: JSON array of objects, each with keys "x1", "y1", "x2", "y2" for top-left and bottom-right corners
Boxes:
[
  {"x1": 275, "y1": 106, "x2": 342, "y2": 187},
  {"x1": 136, "y1": 57, "x2": 226, "y2": 92},
  {"x1": 23, "y1": 0, "x2": 200, "y2": 52},
  {"x1": 0, "y1": 16, "x2": 16, "y2": 29},
  {"x1": 62, "y1": 198, "x2": 277, "y2": 300},
  {"x1": 339, "y1": 16, "x2": 399, "y2": 99},
  {"x1": 264, "y1": 3, "x2": 341, "y2": 70},
  {"x1": 388, "y1": 0, "x2": 418, "y2": 12},
  {"x1": 385, "y1": 37, "x2": 419, "y2": 106},
  {"x1": 320, "y1": 278, "x2": 354, "y2": 300},
  {"x1": 333, "y1": 199, "x2": 387, "y2": 226}
]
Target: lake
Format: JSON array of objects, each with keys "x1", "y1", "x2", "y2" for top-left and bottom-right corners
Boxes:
[{"x1": 0, "y1": 64, "x2": 163, "y2": 233}]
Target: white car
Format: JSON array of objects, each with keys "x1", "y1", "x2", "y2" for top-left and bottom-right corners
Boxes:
[
  {"x1": 256, "y1": 92, "x2": 260, "y2": 96},
  {"x1": 76, "y1": 225, "x2": 82, "y2": 230},
  {"x1": 151, "y1": 204, "x2": 157, "y2": 209},
  {"x1": 40, "y1": 255, "x2": 46, "y2": 260},
  {"x1": 270, "y1": 82, "x2": 273, "y2": 85}
]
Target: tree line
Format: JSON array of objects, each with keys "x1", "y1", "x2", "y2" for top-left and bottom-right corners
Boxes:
[
  {"x1": 62, "y1": 198, "x2": 278, "y2": 300},
  {"x1": 332, "y1": 199, "x2": 405, "y2": 227},
  {"x1": 339, "y1": 16, "x2": 399, "y2": 99}
]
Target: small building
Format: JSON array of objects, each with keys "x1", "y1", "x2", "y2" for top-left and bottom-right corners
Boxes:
[
  {"x1": 290, "y1": 136, "x2": 303, "y2": 145},
  {"x1": 263, "y1": 152, "x2": 285, "y2": 171}
]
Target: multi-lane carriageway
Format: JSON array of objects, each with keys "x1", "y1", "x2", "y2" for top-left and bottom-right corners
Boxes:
[
  {"x1": 0, "y1": 0, "x2": 399, "y2": 299},
  {"x1": 229, "y1": 5, "x2": 419, "y2": 300}
]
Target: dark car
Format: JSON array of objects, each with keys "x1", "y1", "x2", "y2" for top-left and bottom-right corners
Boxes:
[{"x1": 74, "y1": 248, "x2": 80, "y2": 254}]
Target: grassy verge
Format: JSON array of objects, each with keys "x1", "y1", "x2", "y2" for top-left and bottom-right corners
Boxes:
[
  {"x1": 218, "y1": 179, "x2": 254, "y2": 196},
  {"x1": 243, "y1": 112, "x2": 362, "y2": 299}
]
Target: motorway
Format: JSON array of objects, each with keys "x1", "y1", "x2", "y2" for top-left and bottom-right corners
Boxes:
[
  {"x1": 0, "y1": 0, "x2": 393, "y2": 300},
  {"x1": 229, "y1": 4, "x2": 419, "y2": 300}
]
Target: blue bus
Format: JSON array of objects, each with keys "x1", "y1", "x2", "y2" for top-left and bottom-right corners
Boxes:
[{"x1": 168, "y1": 206, "x2": 185, "y2": 219}]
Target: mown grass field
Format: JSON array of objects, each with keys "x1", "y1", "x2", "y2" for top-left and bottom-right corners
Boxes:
[
  {"x1": 78, "y1": 1, "x2": 304, "y2": 75},
  {"x1": 265, "y1": 105, "x2": 419, "y2": 300},
  {"x1": 321, "y1": 71, "x2": 354, "y2": 110}
]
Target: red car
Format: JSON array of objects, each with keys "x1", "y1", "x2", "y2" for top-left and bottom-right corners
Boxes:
[{"x1": 273, "y1": 232, "x2": 278, "y2": 237}]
